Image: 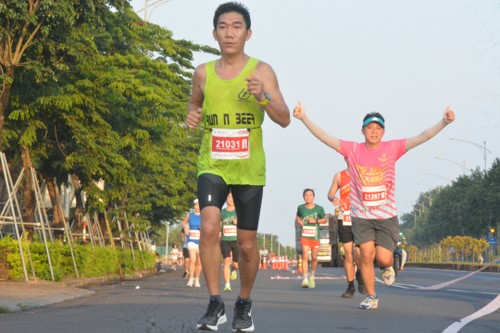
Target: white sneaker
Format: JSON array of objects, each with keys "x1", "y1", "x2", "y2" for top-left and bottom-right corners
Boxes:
[
  {"x1": 194, "y1": 279, "x2": 201, "y2": 288},
  {"x1": 359, "y1": 295, "x2": 379, "y2": 310},
  {"x1": 301, "y1": 277, "x2": 309, "y2": 288},
  {"x1": 187, "y1": 277, "x2": 194, "y2": 287},
  {"x1": 381, "y1": 267, "x2": 396, "y2": 286},
  {"x1": 308, "y1": 275, "x2": 315, "y2": 289}
]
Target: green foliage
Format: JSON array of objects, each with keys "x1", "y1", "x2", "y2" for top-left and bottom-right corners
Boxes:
[
  {"x1": 29, "y1": 241, "x2": 63, "y2": 281},
  {"x1": 2, "y1": 1, "x2": 218, "y2": 231},
  {"x1": 0, "y1": 236, "x2": 30, "y2": 280},
  {"x1": 151, "y1": 224, "x2": 183, "y2": 248},
  {"x1": 401, "y1": 159, "x2": 500, "y2": 247},
  {"x1": 406, "y1": 245, "x2": 419, "y2": 262},
  {"x1": 0, "y1": 237, "x2": 156, "y2": 281},
  {"x1": 408, "y1": 235, "x2": 492, "y2": 263},
  {"x1": 437, "y1": 235, "x2": 490, "y2": 263}
]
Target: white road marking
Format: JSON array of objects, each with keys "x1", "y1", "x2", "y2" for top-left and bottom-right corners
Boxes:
[
  {"x1": 393, "y1": 258, "x2": 500, "y2": 333},
  {"x1": 270, "y1": 275, "x2": 343, "y2": 280},
  {"x1": 272, "y1": 264, "x2": 499, "y2": 333},
  {"x1": 441, "y1": 294, "x2": 500, "y2": 333},
  {"x1": 418, "y1": 257, "x2": 500, "y2": 291}
]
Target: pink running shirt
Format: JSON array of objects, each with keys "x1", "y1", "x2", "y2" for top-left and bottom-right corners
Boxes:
[{"x1": 340, "y1": 139, "x2": 407, "y2": 219}]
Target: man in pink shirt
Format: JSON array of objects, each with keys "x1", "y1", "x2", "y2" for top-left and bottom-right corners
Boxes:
[{"x1": 293, "y1": 103, "x2": 455, "y2": 309}]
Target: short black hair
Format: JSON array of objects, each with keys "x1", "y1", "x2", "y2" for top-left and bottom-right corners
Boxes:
[
  {"x1": 303, "y1": 188, "x2": 315, "y2": 197},
  {"x1": 213, "y1": 2, "x2": 251, "y2": 29}
]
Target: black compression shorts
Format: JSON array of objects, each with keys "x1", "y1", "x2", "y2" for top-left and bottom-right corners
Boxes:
[
  {"x1": 197, "y1": 173, "x2": 263, "y2": 231},
  {"x1": 338, "y1": 219, "x2": 354, "y2": 244},
  {"x1": 220, "y1": 240, "x2": 239, "y2": 260}
]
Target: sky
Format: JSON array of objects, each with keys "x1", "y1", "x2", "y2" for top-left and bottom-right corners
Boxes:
[{"x1": 131, "y1": 0, "x2": 500, "y2": 247}]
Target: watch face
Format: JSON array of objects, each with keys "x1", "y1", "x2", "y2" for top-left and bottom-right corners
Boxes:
[{"x1": 264, "y1": 92, "x2": 271, "y2": 101}]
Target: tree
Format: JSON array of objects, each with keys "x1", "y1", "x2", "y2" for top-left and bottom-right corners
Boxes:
[
  {"x1": 406, "y1": 245, "x2": 418, "y2": 263},
  {"x1": 405, "y1": 160, "x2": 500, "y2": 247},
  {"x1": 2, "y1": 2, "x2": 219, "y2": 240},
  {"x1": 440, "y1": 236, "x2": 454, "y2": 262},
  {"x1": 1, "y1": 0, "x2": 129, "y2": 149},
  {"x1": 1, "y1": 0, "x2": 129, "y2": 238},
  {"x1": 471, "y1": 238, "x2": 489, "y2": 263}
]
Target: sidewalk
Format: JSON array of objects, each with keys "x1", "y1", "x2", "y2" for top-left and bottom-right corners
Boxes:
[
  {"x1": 0, "y1": 272, "x2": 148, "y2": 313},
  {"x1": 0, "y1": 280, "x2": 94, "y2": 312}
]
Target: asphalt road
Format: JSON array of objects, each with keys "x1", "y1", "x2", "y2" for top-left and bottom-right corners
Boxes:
[{"x1": 0, "y1": 266, "x2": 498, "y2": 333}]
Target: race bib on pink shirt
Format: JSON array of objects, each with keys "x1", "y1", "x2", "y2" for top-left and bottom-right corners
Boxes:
[{"x1": 361, "y1": 185, "x2": 387, "y2": 207}]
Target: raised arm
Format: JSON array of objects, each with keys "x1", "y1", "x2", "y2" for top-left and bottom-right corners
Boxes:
[
  {"x1": 405, "y1": 105, "x2": 455, "y2": 151},
  {"x1": 293, "y1": 101, "x2": 341, "y2": 152}
]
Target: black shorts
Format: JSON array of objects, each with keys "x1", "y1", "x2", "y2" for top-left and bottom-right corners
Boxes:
[
  {"x1": 338, "y1": 219, "x2": 354, "y2": 244},
  {"x1": 182, "y1": 247, "x2": 190, "y2": 259},
  {"x1": 197, "y1": 173, "x2": 263, "y2": 231},
  {"x1": 220, "y1": 240, "x2": 239, "y2": 261}
]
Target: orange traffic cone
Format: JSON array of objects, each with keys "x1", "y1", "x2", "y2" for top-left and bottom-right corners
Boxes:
[
  {"x1": 82, "y1": 222, "x2": 87, "y2": 242},
  {"x1": 297, "y1": 257, "x2": 303, "y2": 274},
  {"x1": 262, "y1": 258, "x2": 267, "y2": 270}
]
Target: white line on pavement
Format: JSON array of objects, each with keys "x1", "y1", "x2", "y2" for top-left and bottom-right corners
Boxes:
[{"x1": 441, "y1": 294, "x2": 500, "y2": 333}]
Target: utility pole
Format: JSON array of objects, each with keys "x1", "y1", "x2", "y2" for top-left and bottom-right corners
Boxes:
[
  {"x1": 164, "y1": 221, "x2": 170, "y2": 261},
  {"x1": 449, "y1": 138, "x2": 491, "y2": 173}
]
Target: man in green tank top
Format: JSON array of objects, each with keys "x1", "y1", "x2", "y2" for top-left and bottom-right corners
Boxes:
[{"x1": 185, "y1": 2, "x2": 290, "y2": 332}]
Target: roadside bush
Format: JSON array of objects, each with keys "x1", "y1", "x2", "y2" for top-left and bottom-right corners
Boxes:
[{"x1": 0, "y1": 237, "x2": 156, "y2": 281}]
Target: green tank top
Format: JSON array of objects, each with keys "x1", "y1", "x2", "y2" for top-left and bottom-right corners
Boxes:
[
  {"x1": 221, "y1": 208, "x2": 237, "y2": 241},
  {"x1": 197, "y1": 57, "x2": 266, "y2": 185}
]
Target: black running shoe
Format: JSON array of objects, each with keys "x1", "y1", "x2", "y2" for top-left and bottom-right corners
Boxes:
[
  {"x1": 232, "y1": 298, "x2": 254, "y2": 332},
  {"x1": 356, "y1": 270, "x2": 367, "y2": 294},
  {"x1": 341, "y1": 285, "x2": 355, "y2": 298},
  {"x1": 196, "y1": 297, "x2": 227, "y2": 331}
]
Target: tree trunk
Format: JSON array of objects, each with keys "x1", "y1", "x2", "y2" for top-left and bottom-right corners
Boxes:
[
  {"x1": 21, "y1": 145, "x2": 35, "y2": 241},
  {"x1": 45, "y1": 177, "x2": 65, "y2": 240},
  {"x1": 104, "y1": 209, "x2": 116, "y2": 250},
  {"x1": 70, "y1": 175, "x2": 84, "y2": 229},
  {"x1": 0, "y1": 67, "x2": 15, "y2": 151}
]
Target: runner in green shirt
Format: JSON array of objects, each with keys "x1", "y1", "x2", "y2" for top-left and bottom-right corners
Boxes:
[
  {"x1": 220, "y1": 193, "x2": 239, "y2": 292},
  {"x1": 296, "y1": 188, "x2": 326, "y2": 289}
]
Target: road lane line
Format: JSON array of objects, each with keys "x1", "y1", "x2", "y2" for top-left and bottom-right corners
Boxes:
[
  {"x1": 270, "y1": 275, "x2": 344, "y2": 280},
  {"x1": 441, "y1": 294, "x2": 500, "y2": 333},
  {"x1": 418, "y1": 257, "x2": 500, "y2": 291}
]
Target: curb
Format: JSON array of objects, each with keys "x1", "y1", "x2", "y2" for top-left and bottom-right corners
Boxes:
[{"x1": 0, "y1": 270, "x2": 155, "y2": 313}]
